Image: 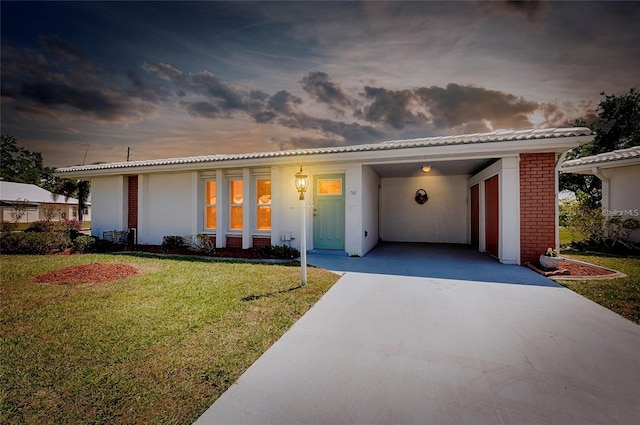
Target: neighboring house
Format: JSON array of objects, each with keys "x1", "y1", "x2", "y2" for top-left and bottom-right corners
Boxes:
[
  {"x1": 561, "y1": 146, "x2": 640, "y2": 242},
  {"x1": 55, "y1": 127, "x2": 593, "y2": 265},
  {"x1": 0, "y1": 181, "x2": 91, "y2": 224}
]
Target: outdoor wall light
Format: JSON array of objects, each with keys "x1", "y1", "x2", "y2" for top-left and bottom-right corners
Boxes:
[
  {"x1": 422, "y1": 165, "x2": 432, "y2": 173},
  {"x1": 294, "y1": 166, "x2": 309, "y2": 200}
]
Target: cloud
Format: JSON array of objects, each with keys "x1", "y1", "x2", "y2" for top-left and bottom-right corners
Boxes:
[
  {"x1": 416, "y1": 83, "x2": 538, "y2": 130},
  {"x1": 357, "y1": 86, "x2": 427, "y2": 129},
  {"x1": 143, "y1": 62, "x2": 186, "y2": 85},
  {"x1": 2, "y1": 39, "x2": 166, "y2": 123},
  {"x1": 356, "y1": 83, "x2": 539, "y2": 132},
  {"x1": 38, "y1": 35, "x2": 93, "y2": 69},
  {"x1": 299, "y1": 71, "x2": 353, "y2": 113},
  {"x1": 476, "y1": 0, "x2": 549, "y2": 23}
]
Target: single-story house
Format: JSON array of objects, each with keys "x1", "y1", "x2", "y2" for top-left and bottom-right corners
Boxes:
[
  {"x1": 561, "y1": 146, "x2": 640, "y2": 242},
  {"x1": 55, "y1": 127, "x2": 593, "y2": 265},
  {"x1": 0, "y1": 181, "x2": 91, "y2": 223}
]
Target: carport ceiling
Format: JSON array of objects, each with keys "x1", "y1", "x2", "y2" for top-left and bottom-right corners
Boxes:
[{"x1": 371, "y1": 158, "x2": 496, "y2": 178}]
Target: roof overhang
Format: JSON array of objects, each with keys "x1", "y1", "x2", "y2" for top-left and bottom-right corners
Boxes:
[
  {"x1": 55, "y1": 127, "x2": 594, "y2": 179},
  {"x1": 561, "y1": 147, "x2": 640, "y2": 175}
]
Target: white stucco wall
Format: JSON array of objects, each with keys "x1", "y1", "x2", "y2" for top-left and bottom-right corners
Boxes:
[
  {"x1": 361, "y1": 165, "x2": 380, "y2": 255},
  {"x1": 380, "y1": 175, "x2": 468, "y2": 244},
  {"x1": 139, "y1": 172, "x2": 194, "y2": 245},
  {"x1": 90, "y1": 176, "x2": 126, "y2": 239},
  {"x1": 604, "y1": 164, "x2": 640, "y2": 242}
]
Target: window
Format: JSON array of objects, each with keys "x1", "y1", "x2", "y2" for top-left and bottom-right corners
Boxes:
[
  {"x1": 256, "y1": 179, "x2": 271, "y2": 231},
  {"x1": 317, "y1": 179, "x2": 342, "y2": 196},
  {"x1": 205, "y1": 181, "x2": 216, "y2": 230},
  {"x1": 230, "y1": 180, "x2": 243, "y2": 230}
]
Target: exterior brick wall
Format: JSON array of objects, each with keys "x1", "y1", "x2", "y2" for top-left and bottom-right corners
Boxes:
[
  {"x1": 252, "y1": 237, "x2": 271, "y2": 248},
  {"x1": 127, "y1": 176, "x2": 138, "y2": 230},
  {"x1": 226, "y1": 236, "x2": 242, "y2": 249},
  {"x1": 520, "y1": 153, "x2": 556, "y2": 264}
]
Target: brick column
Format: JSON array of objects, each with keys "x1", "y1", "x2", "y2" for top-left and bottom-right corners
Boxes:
[
  {"x1": 520, "y1": 153, "x2": 556, "y2": 264},
  {"x1": 127, "y1": 176, "x2": 138, "y2": 230}
]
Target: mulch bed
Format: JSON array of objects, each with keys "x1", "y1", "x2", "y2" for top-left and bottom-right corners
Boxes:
[
  {"x1": 526, "y1": 258, "x2": 616, "y2": 278},
  {"x1": 32, "y1": 263, "x2": 140, "y2": 285}
]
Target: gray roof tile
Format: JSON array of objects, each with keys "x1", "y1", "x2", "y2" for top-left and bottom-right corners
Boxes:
[
  {"x1": 56, "y1": 127, "x2": 592, "y2": 174},
  {"x1": 562, "y1": 146, "x2": 640, "y2": 168}
]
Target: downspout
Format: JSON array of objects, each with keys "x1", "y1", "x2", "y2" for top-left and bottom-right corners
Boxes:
[
  {"x1": 591, "y1": 167, "x2": 610, "y2": 213},
  {"x1": 555, "y1": 151, "x2": 569, "y2": 253}
]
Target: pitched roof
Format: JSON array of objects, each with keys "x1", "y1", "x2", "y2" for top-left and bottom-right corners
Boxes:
[
  {"x1": 0, "y1": 181, "x2": 78, "y2": 204},
  {"x1": 561, "y1": 146, "x2": 640, "y2": 170},
  {"x1": 56, "y1": 127, "x2": 593, "y2": 175}
]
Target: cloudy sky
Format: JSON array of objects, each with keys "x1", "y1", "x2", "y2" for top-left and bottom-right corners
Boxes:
[{"x1": 1, "y1": 1, "x2": 639, "y2": 167}]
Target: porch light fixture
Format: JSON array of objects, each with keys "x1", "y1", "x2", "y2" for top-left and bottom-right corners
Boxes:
[
  {"x1": 422, "y1": 165, "x2": 432, "y2": 173},
  {"x1": 294, "y1": 167, "x2": 309, "y2": 200},
  {"x1": 294, "y1": 166, "x2": 310, "y2": 286}
]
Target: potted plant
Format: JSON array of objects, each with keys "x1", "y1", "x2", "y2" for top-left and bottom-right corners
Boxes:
[{"x1": 539, "y1": 247, "x2": 561, "y2": 269}]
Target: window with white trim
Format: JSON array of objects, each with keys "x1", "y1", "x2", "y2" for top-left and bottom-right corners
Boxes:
[
  {"x1": 205, "y1": 180, "x2": 216, "y2": 230},
  {"x1": 256, "y1": 178, "x2": 271, "y2": 231},
  {"x1": 229, "y1": 179, "x2": 243, "y2": 230}
]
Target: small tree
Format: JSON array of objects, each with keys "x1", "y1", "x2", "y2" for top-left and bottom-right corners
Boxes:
[
  {"x1": 41, "y1": 204, "x2": 58, "y2": 221},
  {"x1": 9, "y1": 198, "x2": 30, "y2": 223}
]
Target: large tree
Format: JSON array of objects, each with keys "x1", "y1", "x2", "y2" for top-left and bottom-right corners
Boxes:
[
  {"x1": 1, "y1": 135, "x2": 91, "y2": 220},
  {"x1": 1, "y1": 135, "x2": 57, "y2": 189},
  {"x1": 560, "y1": 88, "x2": 640, "y2": 202}
]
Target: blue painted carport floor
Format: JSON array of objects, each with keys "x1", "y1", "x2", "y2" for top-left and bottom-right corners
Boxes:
[{"x1": 194, "y1": 244, "x2": 640, "y2": 424}]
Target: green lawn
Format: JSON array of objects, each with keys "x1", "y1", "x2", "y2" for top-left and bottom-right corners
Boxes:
[
  {"x1": 560, "y1": 253, "x2": 640, "y2": 325},
  {"x1": 0, "y1": 254, "x2": 339, "y2": 424}
]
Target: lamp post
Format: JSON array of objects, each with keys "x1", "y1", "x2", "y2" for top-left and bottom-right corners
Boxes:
[{"x1": 294, "y1": 167, "x2": 309, "y2": 286}]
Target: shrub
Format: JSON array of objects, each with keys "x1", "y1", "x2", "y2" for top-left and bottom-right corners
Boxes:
[
  {"x1": 0, "y1": 231, "x2": 72, "y2": 255},
  {"x1": 566, "y1": 191, "x2": 640, "y2": 253},
  {"x1": 73, "y1": 235, "x2": 97, "y2": 253},
  {"x1": 183, "y1": 234, "x2": 215, "y2": 253},
  {"x1": 255, "y1": 245, "x2": 300, "y2": 259},
  {"x1": 0, "y1": 221, "x2": 17, "y2": 233},
  {"x1": 26, "y1": 220, "x2": 58, "y2": 233},
  {"x1": 162, "y1": 235, "x2": 187, "y2": 250}
]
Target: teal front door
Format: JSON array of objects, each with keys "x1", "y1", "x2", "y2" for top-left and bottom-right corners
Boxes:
[{"x1": 313, "y1": 174, "x2": 345, "y2": 250}]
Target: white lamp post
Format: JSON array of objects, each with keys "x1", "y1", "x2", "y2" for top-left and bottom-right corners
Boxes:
[{"x1": 294, "y1": 167, "x2": 309, "y2": 286}]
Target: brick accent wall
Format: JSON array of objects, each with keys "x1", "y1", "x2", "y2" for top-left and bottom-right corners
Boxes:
[
  {"x1": 252, "y1": 237, "x2": 271, "y2": 248},
  {"x1": 127, "y1": 176, "x2": 138, "y2": 230},
  {"x1": 226, "y1": 236, "x2": 242, "y2": 249},
  {"x1": 520, "y1": 153, "x2": 556, "y2": 264}
]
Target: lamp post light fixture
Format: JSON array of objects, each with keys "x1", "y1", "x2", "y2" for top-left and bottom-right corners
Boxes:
[
  {"x1": 295, "y1": 167, "x2": 309, "y2": 200},
  {"x1": 294, "y1": 167, "x2": 309, "y2": 286}
]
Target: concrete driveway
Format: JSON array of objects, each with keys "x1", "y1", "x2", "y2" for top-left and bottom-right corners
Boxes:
[{"x1": 194, "y1": 243, "x2": 640, "y2": 424}]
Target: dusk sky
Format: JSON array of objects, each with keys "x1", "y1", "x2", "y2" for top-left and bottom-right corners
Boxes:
[{"x1": 1, "y1": 1, "x2": 639, "y2": 168}]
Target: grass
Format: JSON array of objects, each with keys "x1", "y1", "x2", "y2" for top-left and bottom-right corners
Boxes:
[
  {"x1": 0, "y1": 254, "x2": 340, "y2": 425},
  {"x1": 559, "y1": 253, "x2": 640, "y2": 325}
]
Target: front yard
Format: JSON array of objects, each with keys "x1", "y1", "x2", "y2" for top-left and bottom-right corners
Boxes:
[
  {"x1": 0, "y1": 254, "x2": 339, "y2": 424},
  {"x1": 559, "y1": 253, "x2": 640, "y2": 325}
]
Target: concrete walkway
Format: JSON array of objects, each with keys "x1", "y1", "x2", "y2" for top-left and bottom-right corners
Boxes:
[{"x1": 194, "y1": 244, "x2": 640, "y2": 424}]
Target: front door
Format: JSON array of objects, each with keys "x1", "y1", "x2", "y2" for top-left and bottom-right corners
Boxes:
[{"x1": 313, "y1": 174, "x2": 345, "y2": 250}]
